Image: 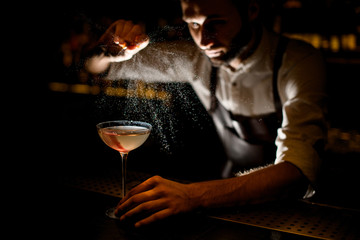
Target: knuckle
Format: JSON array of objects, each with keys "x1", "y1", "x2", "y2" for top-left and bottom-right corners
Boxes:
[{"x1": 151, "y1": 175, "x2": 163, "y2": 183}]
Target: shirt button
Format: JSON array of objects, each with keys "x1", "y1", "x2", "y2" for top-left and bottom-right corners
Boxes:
[{"x1": 232, "y1": 82, "x2": 237, "y2": 87}]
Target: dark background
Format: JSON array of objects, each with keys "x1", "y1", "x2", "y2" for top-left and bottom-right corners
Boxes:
[{"x1": 20, "y1": 0, "x2": 360, "y2": 211}]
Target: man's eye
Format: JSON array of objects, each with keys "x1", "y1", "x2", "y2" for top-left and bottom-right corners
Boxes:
[{"x1": 189, "y1": 22, "x2": 200, "y2": 29}]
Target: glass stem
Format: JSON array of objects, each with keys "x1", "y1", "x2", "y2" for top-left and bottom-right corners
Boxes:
[{"x1": 119, "y1": 152, "x2": 128, "y2": 199}]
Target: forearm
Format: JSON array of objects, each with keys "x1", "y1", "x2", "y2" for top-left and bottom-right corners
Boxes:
[{"x1": 188, "y1": 162, "x2": 307, "y2": 209}]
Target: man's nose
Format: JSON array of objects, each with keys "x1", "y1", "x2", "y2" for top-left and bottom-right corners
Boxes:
[{"x1": 199, "y1": 29, "x2": 215, "y2": 50}]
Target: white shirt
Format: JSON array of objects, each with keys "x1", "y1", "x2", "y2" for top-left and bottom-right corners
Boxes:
[{"x1": 106, "y1": 28, "x2": 327, "y2": 185}]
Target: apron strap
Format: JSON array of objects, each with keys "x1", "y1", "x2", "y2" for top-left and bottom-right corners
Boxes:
[{"x1": 209, "y1": 66, "x2": 219, "y2": 112}]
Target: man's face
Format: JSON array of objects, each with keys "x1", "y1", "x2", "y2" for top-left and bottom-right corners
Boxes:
[{"x1": 181, "y1": 0, "x2": 252, "y2": 66}]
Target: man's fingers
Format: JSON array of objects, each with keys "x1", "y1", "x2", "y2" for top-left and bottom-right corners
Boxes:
[
  {"x1": 113, "y1": 20, "x2": 127, "y2": 45},
  {"x1": 113, "y1": 20, "x2": 146, "y2": 48},
  {"x1": 98, "y1": 19, "x2": 148, "y2": 59},
  {"x1": 134, "y1": 209, "x2": 173, "y2": 228},
  {"x1": 120, "y1": 20, "x2": 135, "y2": 39},
  {"x1": 119, "y1": 198, "x2": 165, "y2": 221},
  {"x1": 116, "y1": 189, "x2": 157, "y2": 215},
  {"x1": 114, "y1": 20, "x2": 135, "y2": 45},
  {"x1": 115, "y1": 177, "x2": 159, "y2": 214},
  {"x1": 124, "y1": 24, "x2": 143, "y2": 44}
]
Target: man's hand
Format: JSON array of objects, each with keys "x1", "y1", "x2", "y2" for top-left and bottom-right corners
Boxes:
[
  {"x1": 98, "y1": 19, "x2": 149, "y2": 61},
  {"x1": 113, "y1": 162, "x2": 307, "y2": 228},
  {"x1": 85, "y1": 20, "x2": 149, "y2": 73},
  {"x1": 114, "y1": 176, "x2": 198, "y2": 228}
]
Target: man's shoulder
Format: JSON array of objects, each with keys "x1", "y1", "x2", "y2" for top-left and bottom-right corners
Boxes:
[{"x1": 285, "y1": 36, "x2": 321, "y2": 60}]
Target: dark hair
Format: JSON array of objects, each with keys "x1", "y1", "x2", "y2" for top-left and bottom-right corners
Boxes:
[
  {"x1": 180, "y1": 0, "x2": 269, "y2": 23},
  {"x1": 231, "y1": 0, "x2": 268, "y2": 19},
  {"x1": 230, "y1": 0, "x2": 252, "y2": 20},
  {"x1": 231, "y1": 0, "x2": 251, "y2": 11},
  {"x1": 232, "y1": 0, "x2": 273, "y2": 27},
  {"x1": 180, "y1": 0, "x2": 252, "y2": 16}
]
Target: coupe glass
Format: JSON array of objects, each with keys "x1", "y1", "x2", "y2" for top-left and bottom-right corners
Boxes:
[{"x1": 96, "y1": 120, "x2": 152, "y2": 218}]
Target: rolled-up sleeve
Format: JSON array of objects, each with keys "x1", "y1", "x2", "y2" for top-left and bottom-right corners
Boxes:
[{"x1": 275, "y1": 41, "x2": 327, "y2": 185}]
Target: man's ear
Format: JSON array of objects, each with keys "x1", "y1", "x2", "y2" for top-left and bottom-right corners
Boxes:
[{"x1": 248, "y1": 0, "x2": 260, "y2": 22}]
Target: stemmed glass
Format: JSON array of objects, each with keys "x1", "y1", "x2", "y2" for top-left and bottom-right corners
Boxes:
[{"x1": 96, "y1": 120, "x2": 152, "y2": 219}]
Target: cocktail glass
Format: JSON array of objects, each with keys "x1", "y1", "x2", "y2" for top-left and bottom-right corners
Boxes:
[{"x1": 96, "y1": 120, "x2": 152, "y2": 218}]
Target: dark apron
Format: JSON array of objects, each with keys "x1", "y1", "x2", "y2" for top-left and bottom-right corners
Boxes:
[{"x1": 209, "y1": 36, "x2": 289, "y2": 178}]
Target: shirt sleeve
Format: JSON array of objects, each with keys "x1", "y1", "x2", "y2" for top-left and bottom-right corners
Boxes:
[{"x1": 275, "y1": 40, "x2": 328, "y2": 186}]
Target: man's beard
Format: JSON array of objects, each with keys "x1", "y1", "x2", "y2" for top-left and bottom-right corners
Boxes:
[{"x1": 208, "y1": 23, "x2": 253, "y2": 67}]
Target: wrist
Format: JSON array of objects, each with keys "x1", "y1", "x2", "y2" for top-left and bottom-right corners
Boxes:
[{"x1": 186, "y1": 182, "x2": 207, "y2": 210}]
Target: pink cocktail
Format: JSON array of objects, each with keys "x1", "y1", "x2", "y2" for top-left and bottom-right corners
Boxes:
[{"x1": 96, "y1": 120, "x2": 152, "y2": 219}]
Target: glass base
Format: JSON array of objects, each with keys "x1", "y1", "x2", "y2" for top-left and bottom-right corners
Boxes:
[{"x1": 105, "y1": 207, "x2": 119, "y2": 219}]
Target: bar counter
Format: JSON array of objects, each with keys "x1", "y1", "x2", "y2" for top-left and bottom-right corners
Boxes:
[{"x1": 45, "y1": 170, "x2": 360, "y2": 240}]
